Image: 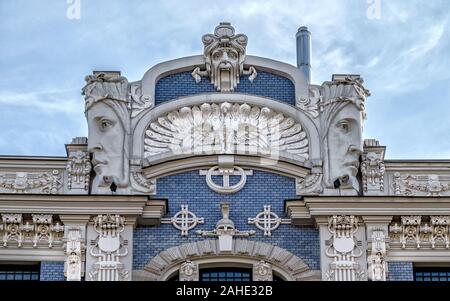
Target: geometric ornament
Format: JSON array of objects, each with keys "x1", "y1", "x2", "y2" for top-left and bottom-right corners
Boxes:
[
  {"x1": 248, "y1": 205, "x2": 291, "y2": 236},
  {"x1": 161, "y1": 205, "x2": 204, "y2": 236}
]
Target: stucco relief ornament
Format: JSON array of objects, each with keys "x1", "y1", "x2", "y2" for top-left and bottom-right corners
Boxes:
[
  {"x1": 296, "y1": 86, "x2": 321, "y2": 119},
  {"x1": 0, "y1": 170, "x2": 62, "y2": 194},
  {"x1": 248, "y1": 205, "x2": 291, "y2": 236},
  {"x1": 1, "y1": 214, "x2": 25, "y2": 247},
  {"x1": 89, "y1": 215, "x2": 129, "y2": 281},
  {"x1": 144, "y1": 102, "x2": 309, "y2": 161},
  {"x1": 179, "y1": 260, "x2": 199, "y2": 281},
  {"x1": 367, "y1": 229, "x2": 387, "y2": 281},
  {"x1": 130, "y1": 171, "x2": 156, "y2": 194},
  {"x1": 130, "y1": 82, "x2": 152, "y2": 118},
  {"x1": 361, "y1": 151, "x2": 385, "y2": 193},
  {"x1": 192, "y1": 22, "x2": 257, "y2": 92},
  {"x1": 389, "y1": 216, "x2": 421, "y2": 249},
  {"x1": 31, "y1": 214, "x2": 64, "y2": 248},
  {"x1": 196, "y1": 202, "x2": 255, "y2": 252},
  {"x1": 324, "y1": 215, "x2": 365, "y2": 281},
  {"x1": 83, "y1": 72, "x2": 132, "y2": 194},
  {"x1": 161, "y1": 205, "x2": 205, "y2": 236},
  {"x1": 253, "y1": 261, "x2": 273, "y2": 281},
  {"x1": 66, "y1": 151, "x2": 92, "y2": 191},
  {"x1": 392, "y1": 173, "x2": 450, "y2": 196},
  {"x1": 63, "y1": 226, "x2": 84, "y2": 281}
]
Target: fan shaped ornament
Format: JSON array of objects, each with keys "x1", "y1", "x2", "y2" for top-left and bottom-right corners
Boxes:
[{"x1": 144, "y1": 102, "x2": 309, "y2": 161}]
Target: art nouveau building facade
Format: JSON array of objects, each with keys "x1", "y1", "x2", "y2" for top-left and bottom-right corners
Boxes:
[{"x1": 1, "y1": 23, "x2": 449, "y2": 281}]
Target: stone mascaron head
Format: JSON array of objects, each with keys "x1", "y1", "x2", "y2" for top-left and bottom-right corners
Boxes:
[
  {"x1": 319, "y1": 75, "x2": 370, "y2": 191},
  {"x1": 82, "y1": 71, "x2": 130, "y2": 194},
  {"x1": 202, "y1": 22, "x2": 248, "y2": 92}
]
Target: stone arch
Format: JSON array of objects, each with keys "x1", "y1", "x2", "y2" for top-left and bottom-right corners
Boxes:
[{"x1": 137, "y1": 239, "x2": 318, "y2": 281}]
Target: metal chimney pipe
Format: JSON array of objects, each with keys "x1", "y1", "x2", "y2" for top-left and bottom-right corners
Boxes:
[{"x1": 296, "y1": 26, "x2": 312, "y2": 82}]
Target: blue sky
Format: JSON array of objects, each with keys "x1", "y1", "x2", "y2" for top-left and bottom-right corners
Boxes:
[{"x1": 0, "y1": 0, "x2": 449, "y2": 159}]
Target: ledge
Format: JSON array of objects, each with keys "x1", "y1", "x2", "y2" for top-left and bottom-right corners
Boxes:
[
  {"x1": 285, "y1": 196, "x2": 450, "y2": 225},
  {"x1": 0, "y1": 194, "x2": 168, "y2": 225}
]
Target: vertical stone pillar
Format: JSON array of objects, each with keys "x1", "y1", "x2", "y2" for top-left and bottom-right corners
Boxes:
[
  {"x1": 65, "y1": 137, "x2": 91, "y2": 195},
  {"x1": 361, "y1": 139, "x2": 386, "y2": 195},
  {"x1": 85, "y1": 215, "x2": 135, "y2": 281},
  {"x1": 59, "y1": 215, "x2": 90, "y2": 281},
  {"x1": 362, "y1": 216, "x2": 392, "y2": 281},
  {"x1": 317, "y1": 215, "x2": 368, "y2": 281}
]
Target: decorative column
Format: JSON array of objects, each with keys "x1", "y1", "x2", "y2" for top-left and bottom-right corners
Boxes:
[
  {"x1": 361, "y1": 139, "x2": 386, "y2": 195},
  {"x1": 60, "y1": 215, "x2": 90, "y2": 281},
  {"x1": 362, "y1": 216, "x2": 392, "y2": 281},
  {"x1": 85, "y1": 214, "x2": 135, "y2": 281},
  {"x1": 317, "y1": 215, "x2": 368, "y2": 281},
  {"x1": 65, "y1": 137, "x2": 91, "y2": 194}
]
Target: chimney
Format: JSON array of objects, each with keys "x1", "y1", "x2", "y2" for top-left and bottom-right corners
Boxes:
[{"x1": 296, "y1": 26, "x2": 312, "y2": 82}]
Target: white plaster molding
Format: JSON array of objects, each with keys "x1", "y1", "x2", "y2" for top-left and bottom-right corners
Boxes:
[
  {"x1": 253, "y1": 260, "x2": 273, "y2": 281},
  {"x1": 286, "y1": 197, "x2": 450, "y2": 220},
  {"x1": 248, "y1": 205, "x2": 291, "y2": 236},
  {"x1": 0, "y1": 194, "x2": 149, "y2": 216},
  {"x1": 367, "y1": 228, "x2": 387, "y2": 281},
  {"x1": 390, "y1": 173, "x2": 450, "y2": 196},
  {"x1": 389, "y1": 215, "x2": 450, "y2": 250},
  {"x1": 130, "y1": 171, "x2": 156, "y2": 194},
  {"x1": 132, "y1": 93, "x2": 319, "y2": 165},
  {"x1": 161, "y1": 205, "x2": 204, "y2": 236},
  {"x1": 198, "y1": 155, "x2": 252, "y2": 194},
  {"x1": 63, "y1": 226, "x2": 85, "y2": 281},
  {"x1": 143, "y1": 239, "x2": 310, "y2": 281},
  {"x1": 0, "y1": 170, "x2": 63, "y2": 194},
  {"x1": 0, "y1": 213, "x2": 64, "y2": 248},
  {"x1": 66, "y1": 151, "x2": 91, "y2": 191},
  {"x1": 323, "y1": 215, "x2": 366, "y2": 281},
  {"x1": 362, "y1": 139, "x2": 386, "y2": 195},
  {"x1": 88, "y1": 215, "x2": 129, "y2": 281},
  {"x1": 179, "y1": 260, "x2": 199, "y2": 281},
  {"x1": 143, "y1": 102, "x2": 310, "y2": 162},
  {"x1": 196, "y1": 203, "x2": 255, "y2": 252}
]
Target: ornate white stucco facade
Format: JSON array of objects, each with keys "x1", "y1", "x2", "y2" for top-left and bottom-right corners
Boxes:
[{"x1": 0, "y1": 22, "x2": 449, "y2": 282}]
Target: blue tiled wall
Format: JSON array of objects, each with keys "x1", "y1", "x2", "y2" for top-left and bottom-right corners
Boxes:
[
  {"x1": 133, "y1": 170, "x2": 320, "y2": 271},
  {"x1": 387, "y1": 262, "x2": 414, "y2": 281},
  {"x1": 155, "y1": 70, "x2": 295, "y2": 106},
  {"x1": 40, "y1": 261, "x2": 65, "y2": 281}
]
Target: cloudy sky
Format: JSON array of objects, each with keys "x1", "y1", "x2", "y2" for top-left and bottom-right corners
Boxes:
[{"x1": 0, "y1": 0, "x2": 449, "y2": 159}]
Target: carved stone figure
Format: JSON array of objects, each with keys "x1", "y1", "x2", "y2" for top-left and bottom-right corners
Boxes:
[
  {"x1": 192, "y1": 22, "x2": 257, "y2": 92},
  {"x1": 179, "y1": 260, "x2": 199, "y2": 281},
  {"x1": 253, "y1": 261, "x2": 273, "y2": 281},
  {"x1": 319, "y1": 75, "x2": 370, "y2": 192},
  {"x1": 83, "y1": 72, "x2": 131, "y2": 194},
  {"x1": 64, "y1": 227, "x2": 84, "y2": 281},
  {"x1": 367, "y1": 254, "x2": 386, "y2": 281}
]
